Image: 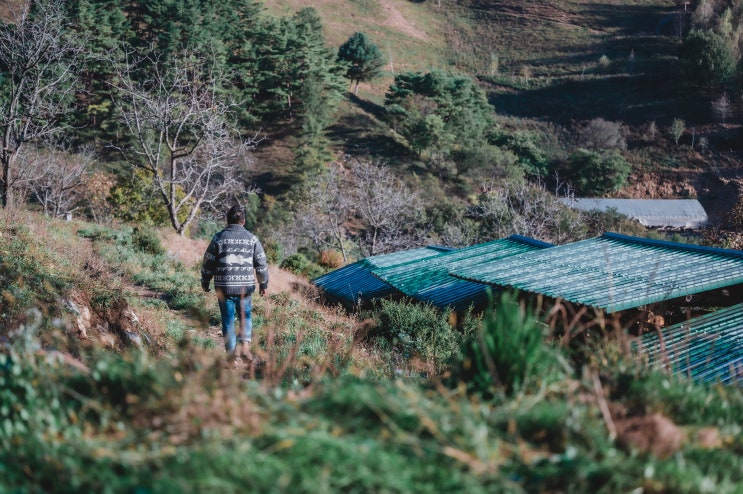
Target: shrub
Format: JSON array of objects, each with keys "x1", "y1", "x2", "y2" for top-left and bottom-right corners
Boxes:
[
  {"x1": 194, "y1": 219, "x2": 222, "y2": 240},
  {"x1": 132, "y1": 226, "x2": 165, "y2": 256},
  {"x1": 280, "y1": 253, "x2": 326, "y2": 279},
  {"x1": 366, "y1": 299, "x2": 462, "y2": 375},
  {"x1": 281, "y1": 253, "x2": 310, "y2": 273},
  {"x1": 670, "y1": 118, "x2": 685, "y2": 146},
  {"x1": 263, "y1": 240, "x2": 283, "y2": 265},
  {"x1": 567, "y1": 149, "x2": 631, "y2": 196},
  {"x1": 493, "y1": 129, "x2": 550, "y2": 176},
  {"x1": 454, "y1": 291, "x2": 567, "y2": 397},
  {"x1": 680, "y1": 30, "x2": 736, "y2": 88},
  {"x1": 107, "y1": 169, "x2": 171, "y2": 226},
  {"x1": 319, "y1": 250, "x2": 345, "y2": 268},
  {"x1": 578, "y1": 118, "x2": 626, "y2": 151}
]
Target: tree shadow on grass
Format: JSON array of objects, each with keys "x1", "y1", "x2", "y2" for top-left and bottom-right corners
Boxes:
[
  {"x1": 489, "y1": 73, "x2": 705, "y2": 127},
  {"x1": 327, "y1": 94, "x2": 413, "y2": 163}
]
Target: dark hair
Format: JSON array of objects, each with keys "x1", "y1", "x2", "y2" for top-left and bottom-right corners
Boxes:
[{"x1": 227, "y1": 205, "x2": 245, "y2": 225}]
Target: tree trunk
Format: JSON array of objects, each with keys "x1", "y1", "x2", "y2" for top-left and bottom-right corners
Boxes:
[
  {"x1": 1, "y1": 156, "x2": 8, "y2": 209},
  {"x1": 1, "y1": 132, "x2": 11, "y2": 208}
]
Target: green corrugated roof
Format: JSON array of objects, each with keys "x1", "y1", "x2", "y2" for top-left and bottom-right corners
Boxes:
[
  {"x1": 312, "y1": 246, "x2": 453, "y2": 307},
  {"x1": 372, "y1": 235, "x2": 552, "y2": 311},
  {"x1": 453, "y1": 233, "x2": 743, "y2": 313},
  {"x1": 638, "y1": 303, "x2": 743, "y2": 385}
]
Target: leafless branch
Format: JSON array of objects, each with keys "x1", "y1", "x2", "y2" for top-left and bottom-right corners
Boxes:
[
  {"x1": 110, "y1": 47, "x2": 260, "y2": 234},
  {"x1": 23, "y1": 142, "x2": 93, "y2": 217},
  {"x1": 0, "y1": 0, "x2": 86, "y2": 208}
]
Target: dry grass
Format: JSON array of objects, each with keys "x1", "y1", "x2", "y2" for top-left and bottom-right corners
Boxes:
[{"x1": 262, "y1": 0, "x2": 451, "y2": 100}]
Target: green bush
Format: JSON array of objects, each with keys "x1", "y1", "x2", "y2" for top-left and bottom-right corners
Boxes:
[
  {"x1": 366, "y1": 299, "x2": 462, "y2": 375},
  {"x1": 680, "y1": 30, "x2": 737, "y2": 88},
  {"x1": 132, "y1": 226, "x2": 165, "y2": 256},
  {"x1": 567, "y1": 148, "x2": 631, "y2": 196},
  {"x1": 493, "y1": 129, "x2": 550, "y2": 176},
  {"x1": 107, "y1": 169, "x2": 171, "y2": 226},
  {"x1": 281, "y1": 253, "x2": 310, "y2": 273},
  {"x1": 193, "y1": 219, "x2": 222, "y2": 240},
  {"x1": 280, "y1": 253, "x2": 326, "y2": 279},
  {"x1": 455, "y1": 291, "x2": 567, "y2": 397},
  {"x1": 262, "y1": 239, "x2": 284, "y2": 265}
]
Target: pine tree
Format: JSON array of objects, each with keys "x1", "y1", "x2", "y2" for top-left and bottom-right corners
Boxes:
[{"x1": 337, "y1": 32, "x2": 385, "y2": 94}]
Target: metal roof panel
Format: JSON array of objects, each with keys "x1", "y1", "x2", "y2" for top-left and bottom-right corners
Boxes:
[
  {"x1": 638, "y1": 303, "x2": 743, "y2": 385},
  {"x1": 453, "y1": 233, "x2": 743, "y2": 313},
  {"x1": 372, "y1": 235, "x2": 552, "y2": 310},
  {"x1": 560, "y1": 198, "x2": 708, "y2": 228},
  {"x1": 312, "y1": 246, "x2": 453, "y2": 305}
]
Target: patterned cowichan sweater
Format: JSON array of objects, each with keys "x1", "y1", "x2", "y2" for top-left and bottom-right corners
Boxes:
[{"x1": 201, "y1": 224, "x2": 269, "y2": 296}]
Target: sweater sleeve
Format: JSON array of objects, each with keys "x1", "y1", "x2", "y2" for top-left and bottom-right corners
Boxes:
[
  {"x1": 253, "y1": 238, "x2": 269, "y2": 289},
  {"x1": 200, "y1": 237, "x2": 218, "y2": 289}
]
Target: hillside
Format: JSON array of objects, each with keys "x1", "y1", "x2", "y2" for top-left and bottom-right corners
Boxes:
[
  {"x1": 3, "y1": 3, "x2": 743, "y2": 490},
  {"x1": 253, "y1": 0, "x2": 743, "y2": 224}
]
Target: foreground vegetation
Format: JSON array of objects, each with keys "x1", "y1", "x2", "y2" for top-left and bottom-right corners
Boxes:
[
  {"x1": 2, "y1": 0, "x2": 743, "y2": 491},
  {"x1": 2, "y1": 211, "x2": 742, "y2": 493}
]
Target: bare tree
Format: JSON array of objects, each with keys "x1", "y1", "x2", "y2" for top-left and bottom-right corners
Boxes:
[
  {"x1": 23, "y1": 144, "x2": 93, "y2": 217},
  {"x1": 111, "y1": 48, "x2": 259, "y2": 235},
  {"x1": 473, "y1": 180, "x2": 585, "y2": 244},
  {"x1": 289, "y1": 159, "x2": 427, "y2": 260},
  {"x1": 712, "y1": 93, "x2": 731, "y2": 123},
  {"x1": 578, "y1": 118, "x2": 626, "y2": 151},
  {"x1": 670, "y1": 118, "x2": 686, "y2": 146},
  {"x1": 350, "y1": 159, "x2": 426, "y2": 256},
  {"x1": 3, "y1": 144, "x2": 48, "y2": 207},
  {"x1": 645, "y1": 121, "x2": 658, "y2": 142},
  {"x1": 692, "y1": 0, "x2": 715, "y2": 28},
  {"x1": 0, "y1": 0, "x2": 85, "y2": 208},
  {"x1": 293, "y1": 164, "x2": 353, "y2": 262}
]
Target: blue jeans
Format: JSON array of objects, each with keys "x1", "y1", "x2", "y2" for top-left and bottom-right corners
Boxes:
[{"x1": 216, "y1": 291, "x2": 253, "y2": 353}]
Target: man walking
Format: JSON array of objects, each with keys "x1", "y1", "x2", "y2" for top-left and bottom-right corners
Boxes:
[{"x1": 201, "y1": 205, "x2": 269, "y2": 365}]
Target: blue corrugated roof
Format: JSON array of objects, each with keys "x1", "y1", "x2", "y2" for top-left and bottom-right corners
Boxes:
[
  {"x1": 638, "y1": 303, "x2": 743, "y2": 385},
  {"x1": 312, "y1": 246, "x2": 454, "y2": 306},
  {"x1": 452, "y1": 232, "x2": 743, "y2": 313},
  {"x1": 372, "y1": 235, "x2": 552, "y2": 311}
]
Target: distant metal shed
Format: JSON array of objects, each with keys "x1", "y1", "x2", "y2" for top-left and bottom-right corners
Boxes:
[
  {"x1": 638, "y1": 303, "x2": 743, "y2": 385},
  {"x1": 453, "y1": 233, "x2": 743, "y2": 313},
  {"x1": 372, "y1": 235, "x2": 552, "y2": 312},
  {"x1": 559, "y1": 198, "x2": 708, "y2": 229},
  {"x1": 312, "y1": 246, "x2": 454, "y2": 308}
]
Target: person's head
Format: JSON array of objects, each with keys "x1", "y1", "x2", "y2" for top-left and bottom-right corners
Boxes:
[{"x1": 226, "y1": 205, "x2": 245, "y2": 225}]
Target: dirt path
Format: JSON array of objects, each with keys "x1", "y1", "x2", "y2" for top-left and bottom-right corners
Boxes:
[
  {"x1": 378, "y1": 0, "x2": 428, "y2": 40},
  {"x1": 160, "y1": 231, "x2": 343, "y2": 349},
  {"x1": 160, "y1": 230, "x2": 315, "y2": 298}
]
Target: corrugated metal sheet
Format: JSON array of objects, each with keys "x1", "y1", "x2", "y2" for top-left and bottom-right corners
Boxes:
[
  {"x1": 372, "y1": 235, "x2": 552, "y2": 312},
  {"x1": 312, "y1": 246, "x2": 453, "y2": 306},
  {"x1": 638, "y1": 303, "x2": 743, "y2": 385},
  {"x1": 453, "y1": 232, "x2": 743, "y2": 313},
  {"x1": 560, "y1": 198, "x2": 708, "y2": 229}
]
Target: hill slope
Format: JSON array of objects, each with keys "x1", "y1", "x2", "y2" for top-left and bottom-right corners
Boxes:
[{"x1": 255, "y1": 0, "x2": 742, "y2": 228}]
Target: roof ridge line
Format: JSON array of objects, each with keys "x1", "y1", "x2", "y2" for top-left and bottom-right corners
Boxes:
[
  {"x1": 507, "y1": 234, "x2": 553, "y2": 248},
  {"x1": 602, "y1": 232, "x2": 743, "y2": 259}
]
